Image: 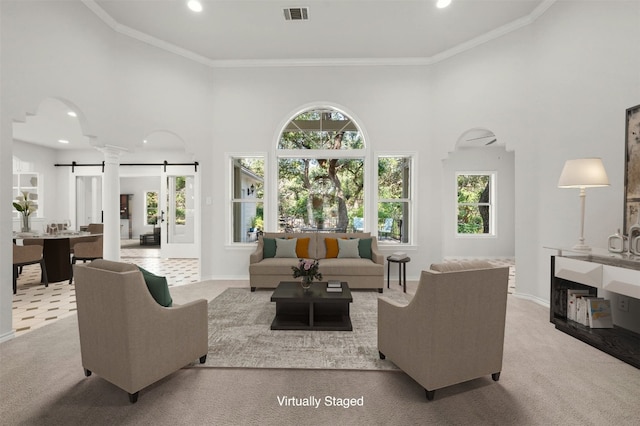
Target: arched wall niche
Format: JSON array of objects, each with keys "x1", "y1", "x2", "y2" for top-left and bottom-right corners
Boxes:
[{"x1": 442, "y1": 127, "x2": 516, "y2": 260}]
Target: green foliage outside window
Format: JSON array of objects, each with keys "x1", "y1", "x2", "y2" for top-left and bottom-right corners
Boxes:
[
  {"x1": 457, "y1": 174, "x2": 491, "y2": 234},
  {"x1": 278, "y1": 109, "x2": 364, "y2": 231},
  {"x1": 146, "y1": 191, "x2": 158, "y2": 225}
]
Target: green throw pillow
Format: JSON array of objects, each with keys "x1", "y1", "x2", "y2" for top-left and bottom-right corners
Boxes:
[
  {"x1": 358, "y1": 238, "x2": 373, "y2": 260},
  {"x1": 263, "y1": 237, "x2": 276, "y2": 258},
  {"x1": 275, "y1": 238, "x2": 298, "y2": 258},
  {"x1": 138, "y1": 266, "x2": 173, "y2": 307}
]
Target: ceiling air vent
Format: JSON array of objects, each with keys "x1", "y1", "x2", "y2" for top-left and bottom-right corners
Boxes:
[{"x1": 283, "y1": 7, "x2": 309, "y2": 21}]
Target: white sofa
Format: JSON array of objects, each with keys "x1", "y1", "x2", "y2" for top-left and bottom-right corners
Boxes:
[{"x1": 249, "y1": 232, "x2": 385, "y2": 292}]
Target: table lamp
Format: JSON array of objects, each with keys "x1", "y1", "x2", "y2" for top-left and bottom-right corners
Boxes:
[{"x1": 558, "y1": 158, "x2": 610, "y2": 251}]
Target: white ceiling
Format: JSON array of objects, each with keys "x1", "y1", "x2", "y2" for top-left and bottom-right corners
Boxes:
[
  {"x1": 14, "y1": 0, "x2": 549, "y2": 150},
  {"x1": 92, "y1": 0, "x2": 546, "y2": 63}
]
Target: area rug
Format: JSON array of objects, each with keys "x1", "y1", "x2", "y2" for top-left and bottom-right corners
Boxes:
[{"x1": 197, "y1": 287, "x2": 410, "y2": 371}]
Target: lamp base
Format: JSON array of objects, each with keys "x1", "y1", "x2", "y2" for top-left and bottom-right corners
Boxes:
[{"x1": 571, "y1": 243, "x2": 592, "y2": 251}]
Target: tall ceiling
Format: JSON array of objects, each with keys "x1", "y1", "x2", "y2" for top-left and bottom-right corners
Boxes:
[
  {"x1": 13, "y1": 0, "x2": 550, "y2": 151},
  {"x1": 92, "y1": 0, "x2": 547, "y2": 63}
]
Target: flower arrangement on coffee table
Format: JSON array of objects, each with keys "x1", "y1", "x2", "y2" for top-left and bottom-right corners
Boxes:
[{"x1": 292, "y1": 259, "x2": 322, "y2": 290}]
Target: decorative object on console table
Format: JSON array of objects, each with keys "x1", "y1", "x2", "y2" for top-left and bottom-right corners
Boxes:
[
  {"x1": 624, "y1": 104, "x2": 640, "y2": 237},
  {"x1": 607, "y1": 229, "x2": 628, "y2": 253},
  {"x1": 557, "y1": 158, "x2": 610, "y2": 251}
]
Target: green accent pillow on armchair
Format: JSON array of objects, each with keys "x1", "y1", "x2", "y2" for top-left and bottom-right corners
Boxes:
[{"x1": 138, "y1": 266, "x2": 173, "y2": 307}]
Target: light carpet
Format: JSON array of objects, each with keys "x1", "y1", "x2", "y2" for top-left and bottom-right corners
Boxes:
[{"x1": 200, "y1": 288, "x2": 410, "y2": 370}]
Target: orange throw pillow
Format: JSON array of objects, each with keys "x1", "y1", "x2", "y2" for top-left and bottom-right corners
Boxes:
[
  {"x1": 296, "y1": 237, "x2": 310, "y2": 258},
  {"x1": 325, "y1": 238, "x2": 339, "y2": 258}
]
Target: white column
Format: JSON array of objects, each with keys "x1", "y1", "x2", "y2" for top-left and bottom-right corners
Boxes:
[
  {"x1": 0, "y1": 114, "x2": 15, "y2": 342},
  {"x1": 97, "y1": 145, "x2": 127, "y2": 261}
]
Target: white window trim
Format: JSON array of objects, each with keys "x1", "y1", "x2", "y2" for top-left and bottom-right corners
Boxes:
[
  {"x1": 375, "y1": 152, "x2": 417, "y2": 245},
  {"x1": 455, "y1": 171, "x2": 497, "y2": 238},
  {"x1": 226, "y1": 152, "x2": 267, "y2": 246}
]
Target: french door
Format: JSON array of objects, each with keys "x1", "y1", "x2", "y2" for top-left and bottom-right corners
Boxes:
[{"x1": 159, "y1": 168, "x2": 199, "y2": 258}]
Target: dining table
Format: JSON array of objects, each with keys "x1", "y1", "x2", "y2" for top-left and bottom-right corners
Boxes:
[{"x1": 16, "y1": 232, "x2": 102, "y2": 283}]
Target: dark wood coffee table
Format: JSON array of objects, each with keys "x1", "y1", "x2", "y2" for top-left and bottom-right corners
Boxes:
[{"x1": 270, "y1": 281, "x2": 353, "y2": 331}]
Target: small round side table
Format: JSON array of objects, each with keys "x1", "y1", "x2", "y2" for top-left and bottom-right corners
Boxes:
[{"x1": 386, "y1": 256, "x2": 410, "y2": 293}]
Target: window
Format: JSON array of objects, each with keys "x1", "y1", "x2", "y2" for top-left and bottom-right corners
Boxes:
[
  {"x1": 145, "y1": 191, "x2": 158, "y2": 225},
  {"x1": 12, "y1": 172, "x2": 41, "y2": 219},
  {"x1": 277, "y1": 108, "x2": 365, "y2": 232},
  {"x1": 377, "y1": 156, "x2": 412, "y2": 243},
  {"x1": 231, "y1": 157, "x2": 264, "y2": 243},
  {"x1": 457, "y1": 173, "x2": 495, "y2": 235}
]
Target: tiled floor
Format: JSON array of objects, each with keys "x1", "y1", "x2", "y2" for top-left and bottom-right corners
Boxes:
[{"x1": 11, "y1": 242, "x2": 199, "y2": 337}]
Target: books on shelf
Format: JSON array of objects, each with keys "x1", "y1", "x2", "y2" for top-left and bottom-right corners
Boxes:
[
  {"x1": 567, "y1": 290, "x2": 591, "y2": 322},
  {"x1": 588, "y1": 299, "x2": 613, "y2": 328},
  {"x1": 388, "y1": 251, "x2": 408, "y2": 261}
]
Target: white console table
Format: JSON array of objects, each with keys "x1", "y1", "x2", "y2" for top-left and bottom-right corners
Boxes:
[{"x1": 548, "y1": 247, "x2": 640, "y2": 369}]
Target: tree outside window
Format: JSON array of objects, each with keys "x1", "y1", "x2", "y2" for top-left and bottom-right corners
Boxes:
[
  {"x1": 377, "y1": 156, "x2": 412, "y2": 243},
  {"x1": 145, "y1": 191, "x2": 158, "y2": 225},
  {"x1": 277, "y1": 108, "x2": 364, "y2": 232},
  {"x1": 457, "y1": 173, "x2": 494, "y2": 235}
]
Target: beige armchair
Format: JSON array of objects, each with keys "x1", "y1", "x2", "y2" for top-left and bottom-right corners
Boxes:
[
  {"x1": 73, "y1": 259, "x2": 208, "y2": 403},
  {"x1": 378, "y1": 261, "x2": 509, "y2": 401}
]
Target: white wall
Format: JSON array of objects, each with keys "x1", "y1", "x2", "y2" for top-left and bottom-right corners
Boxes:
[
  {"x1": 429, "y1": 1, "x2": 640, "y2": 305},
  {"x1": 2, "y1": 1, "x2": 640, "y2": 340},
  {"x1": 442, "y1": 147, "x2": 516, "y2": 257},
  {"x1": 208, "y1": 65, "x2": 438, "y2": 280}
]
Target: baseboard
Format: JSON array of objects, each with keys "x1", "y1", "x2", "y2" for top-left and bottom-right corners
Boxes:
[
  {"x1": 0, "y1": 329, "x2": 16, "y2": 344},
  {"x1": 512, "y1": 291, "x2": 550, "y2": 308}
]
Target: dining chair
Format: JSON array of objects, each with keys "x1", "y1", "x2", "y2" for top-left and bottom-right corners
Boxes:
[
  {"x1": 13, "y1": 244, "x2": 49, "y2": 294},
  {"x1": 69, "y1": 236, "x2": 103, "y2": 284},
  {"x1": 87, "y1": 223, "x2": 103, "y2": 234}
]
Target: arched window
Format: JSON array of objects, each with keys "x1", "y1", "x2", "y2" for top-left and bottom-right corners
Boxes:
[{"x1": 277, "y1": 107, "x2": 365, "y2": 232}]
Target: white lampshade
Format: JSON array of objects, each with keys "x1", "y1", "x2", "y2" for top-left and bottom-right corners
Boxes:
[{"x1": 558, "y1": 158, "x2": 610, "y2": 188}]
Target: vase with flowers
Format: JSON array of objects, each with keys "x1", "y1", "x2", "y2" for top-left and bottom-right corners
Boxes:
[
  {"x1": 291, "y1": 258, "x2": 322, "y2": 291},
  {"x1": 13, "y1": 191, "x2": 37, "y2": 233}
]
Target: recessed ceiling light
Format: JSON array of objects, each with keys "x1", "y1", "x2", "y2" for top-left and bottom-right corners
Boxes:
[
  {"x1": 187, "y1": 0, "x2": 203, "y2": 13},
  {"x1": 67, "y1": 111, "x2": 77, "y2": 117},
  {"x1": 58, "y1": 139, "x2": 70, "y2": 144},
  {"x1": 436, "y1": 0, "x2": 452, "y2": 8},
  {"x1": 143, "y1": 139, "x2": 148, "y2": 144}
]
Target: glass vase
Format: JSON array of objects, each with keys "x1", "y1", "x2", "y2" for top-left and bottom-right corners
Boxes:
[
  {"x1": 21, "y1": 214, "x2": 31, "y2": 233},
  {"x1": 300, "y1": 276, "x2": 313, "y2": 291}
]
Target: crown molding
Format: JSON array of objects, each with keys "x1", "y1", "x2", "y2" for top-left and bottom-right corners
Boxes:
[{"x1": 83, "y1": 0, "x2": 557, "y2": 69}]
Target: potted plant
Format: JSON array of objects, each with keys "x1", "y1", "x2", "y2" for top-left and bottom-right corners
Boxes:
[{"x1": 13, "y1": 191, "x2": 37, "y2": 232}]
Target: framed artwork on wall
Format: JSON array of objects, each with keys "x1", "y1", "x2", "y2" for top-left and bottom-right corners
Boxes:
[{"x1": 624, "y1": 104, "x2": 640, "y2": 234}]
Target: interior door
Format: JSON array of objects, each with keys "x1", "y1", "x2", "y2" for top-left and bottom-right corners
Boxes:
[
  {"x1": 159, "y1": 169, "x2": 199, "y2": 258},
  {"x1": 75, "y1": 175, "x2": 102, "y2": 229}
]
